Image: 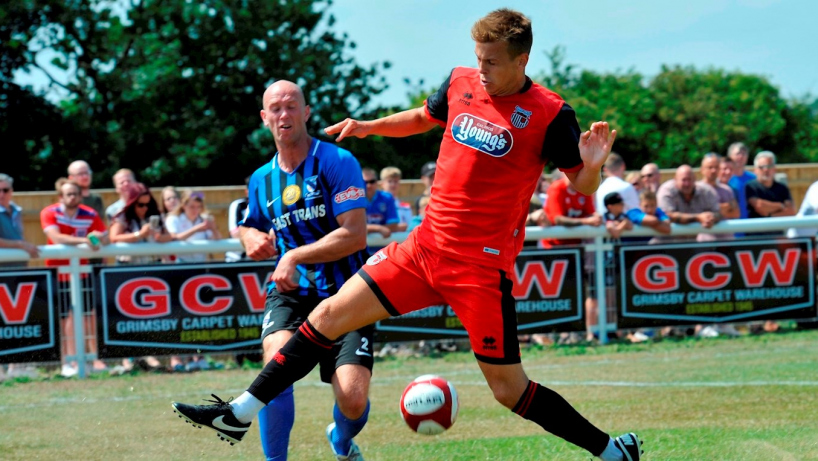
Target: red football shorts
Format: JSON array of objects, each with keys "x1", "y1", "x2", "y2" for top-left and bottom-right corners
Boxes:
[{"x1": 359, "y1": 231, "x2": 520, "y2": 364}]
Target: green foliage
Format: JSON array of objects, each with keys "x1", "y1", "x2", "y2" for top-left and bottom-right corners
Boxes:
[
  {"x1": 3, "y1": 5, "x2": 818, "y2": 190},
  {"x1": 536, "y1": 47, "x2": 818, "y2": 169},
  {"x1": 1, "y1": 0, "x2": 389, "y2": 189}
]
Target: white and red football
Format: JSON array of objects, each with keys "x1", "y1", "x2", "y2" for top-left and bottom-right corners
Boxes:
[{"x1": 400, "y1": 374, "x2": 459, "y2": 435}]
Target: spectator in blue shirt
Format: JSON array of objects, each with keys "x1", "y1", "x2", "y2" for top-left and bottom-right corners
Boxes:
[
  {"x1": 362, "y1": 167, "x2": 400, "y2": 238},
  {"x1": 726, "y1": 142, "x2": 756, "y2": 220},
  {"x1": 626, "y1": 190, "x2": 671, "y2": 239}
]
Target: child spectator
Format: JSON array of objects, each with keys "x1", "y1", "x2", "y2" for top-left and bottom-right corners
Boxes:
[
  {"x1": 602, "y1": 192, "x2": 633, "y2": 239},
  {"x1": 380, "y1": 166, "x2": 413, "y2": 228},
  {"x1": 626, "y1": 190, "x2": 672, "y2": 237}
]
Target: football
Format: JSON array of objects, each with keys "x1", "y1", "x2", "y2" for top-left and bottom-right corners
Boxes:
[{"x1": 399, "y1": 374, "x2": 459, "y2": 435}]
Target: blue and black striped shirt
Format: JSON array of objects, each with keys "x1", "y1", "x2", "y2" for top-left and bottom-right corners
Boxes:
[{"x1": 242, "y1": 138, "x2": 368, "y2": 297}]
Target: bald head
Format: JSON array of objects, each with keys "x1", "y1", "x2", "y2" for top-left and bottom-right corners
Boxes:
[
  {"x1": 260, "y1": 80, "x2": 311, "y2": 148},
  {"x1": 675, "y1": 164, "x2": 695, "y2": 196},
  {"x1": 640, "y1": 163, "x2": 660, "y2": 192},
  {"x1": 263, "y1": 80, "x2": 306, "y2": 108},
  {"x1": 67, "y1": 160, "x2": 92, "y2": 189}
]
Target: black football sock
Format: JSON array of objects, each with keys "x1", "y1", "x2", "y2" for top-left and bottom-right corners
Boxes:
[
  {"x1": 246, "y1": 319, "x2": 334, "y2": 404},
  {"x1": 512, "y1": 380, "x2": 610, "y2": 456}
]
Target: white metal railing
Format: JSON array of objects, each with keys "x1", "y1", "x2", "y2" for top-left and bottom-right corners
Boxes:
[{"x1": 2, "y1": 216, "x2": 817, "y2": 378}]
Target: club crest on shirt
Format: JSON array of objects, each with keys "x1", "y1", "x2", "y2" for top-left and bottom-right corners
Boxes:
[
  {"x1": 511, "y1": 105, "x2": 532, "y2": 129},
  {"x1": 451, "y1": 113, "x2": 513, "y2": 158},
  {"x1": 282, "y1": 184, "x2": 301, "y2": 206},
  {"x1": 303, "y1": 175, "x2": 321, "y2": 200}
]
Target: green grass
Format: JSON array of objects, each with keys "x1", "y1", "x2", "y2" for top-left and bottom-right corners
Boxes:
[{"x1": 2, "y1": 330, "x2": 818, "y2": 460}]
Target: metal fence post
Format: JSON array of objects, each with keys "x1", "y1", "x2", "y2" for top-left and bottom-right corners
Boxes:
[
  {"x1": 68, "y1": 257, "x2": 86, "y2": 379},
  {"x1": 594, "y1": 236, "x2": 608, "y2": 345}
]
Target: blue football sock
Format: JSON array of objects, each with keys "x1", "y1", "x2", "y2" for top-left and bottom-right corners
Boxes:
[
  {"x1": 258, "y1": 385, "x2": 295, "y2": 460},
  {"x1": 331, "y1": 400, "x2": 370, "y2": 455}
]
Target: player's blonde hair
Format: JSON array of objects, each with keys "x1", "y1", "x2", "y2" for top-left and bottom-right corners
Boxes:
[{"x1": 471, "y1": 8, "x2": 533, "y2": 58}]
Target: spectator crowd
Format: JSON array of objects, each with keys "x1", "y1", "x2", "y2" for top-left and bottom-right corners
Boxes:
[{"x1": 0, "y1": 142, "x2": 813, "y2": 377}]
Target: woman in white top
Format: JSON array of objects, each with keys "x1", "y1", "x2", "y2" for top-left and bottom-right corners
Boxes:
[
  {"x1": 109, "y1": 183, "x2": 173, "y2": 264},
  {"x1": 164, "y1": 190, "x2": 221, "y2": 262}
]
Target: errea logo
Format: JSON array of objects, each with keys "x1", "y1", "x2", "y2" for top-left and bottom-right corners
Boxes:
[{"x1": 451, "y1": 114, "x2": 513, "y2": 157}]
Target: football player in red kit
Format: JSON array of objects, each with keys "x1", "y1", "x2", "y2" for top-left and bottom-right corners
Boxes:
[{"x1": 172, "y1": 8, "x2": 643, "y2": 461}]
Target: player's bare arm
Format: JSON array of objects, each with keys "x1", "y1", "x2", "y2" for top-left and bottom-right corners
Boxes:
[
  {"x1": 271, "y1": 208, "x2": 367, "y2": 292},
  {"x1": 239, "y1": 226, "x2": 277, "y2": 260},
  {"x1": 325, "y1": 107, "x2": 438, "y2": 142},
  {"x1": 565, "y1": 121, "x2": 618, "y2": 196}
]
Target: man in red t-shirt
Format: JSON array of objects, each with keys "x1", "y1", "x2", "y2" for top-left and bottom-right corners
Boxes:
[
  {"x1": 541, "y1": 176, "x2": 600, "y2": 249},
  {"x1": 41, "y1": 178, "x2": 107, "y2": 375},
  {"x1": 541, "y1": 177, "x2": 604, "y2": 342},
  {"x1": 172, "y1": 9, "x2": 642, "y2": 461}
]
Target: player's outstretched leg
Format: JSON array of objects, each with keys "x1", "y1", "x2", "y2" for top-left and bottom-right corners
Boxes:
[
  {"x1": 478, "y1": 361, "x2": 644, "y2": 460},
  {"x1": 170, "y1": 319, "x2": 331, "y2": 444},
  {"x1": 170, "y1": 275, "x2": 391, "y2": 444},
  {"x1": 172, "y1": 394, "x2": 251, "y2": 445}
]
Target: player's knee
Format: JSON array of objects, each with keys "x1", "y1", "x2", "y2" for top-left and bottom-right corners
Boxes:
[
  {"x1": 336, "y1": 390, "x2": 369, "y2": 419},
  {"x1": 484, "y1": 373, "x2": 528, "y2": 409},
  {"x1": 309, "y1": 300, "x2": 333, "y2": 330}
]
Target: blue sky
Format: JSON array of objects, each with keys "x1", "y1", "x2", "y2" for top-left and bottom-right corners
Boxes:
[
  {"x1": 328, "y1": 0, "x2": 818, "y2": 107},
  {"x1": 17, "y1": 0, "x2": 817, "y2": 108}
]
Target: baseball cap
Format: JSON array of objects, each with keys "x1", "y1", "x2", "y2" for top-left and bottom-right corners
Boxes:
[
  {"x1": 420, "y1": 161, "x2": 437, "y2": 178},
  {"x1": 603, "y1": 192, "x2": 624, "y2": 207}
]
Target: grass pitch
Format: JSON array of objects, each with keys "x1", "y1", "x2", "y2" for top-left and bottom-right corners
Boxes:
[{"x1": 2, "y1": 330, "x2": 817, "y2": 460}]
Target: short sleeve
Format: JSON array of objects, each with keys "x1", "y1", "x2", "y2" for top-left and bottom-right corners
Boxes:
[
  {"x1": 744, "y1": 181, "x2": 761, "y2": 201},
  {"x1": 40, "y1": 207, "x2": 57, "y2": 232},
  {"x1": 626, "y1": 209, "x2": 646, "y2": 225},
  {"x1": 542, "y1": 104, "x2": 583, "y2": 172},
  {"x1": 656, "y1": 208, "x2": 670, "y2": 222},
  {"x1": 324, "y1": 148, "x2": 367, "y2": 217},
  {"x1": 424, "y1": 70, "x2": 453, "y2": 126},
  {"x1": 240, "y1": 170, "x2": 273, "y2": 233},
  {"x1": 90, "y1": 213, "x2": 106, "y2": 233}
]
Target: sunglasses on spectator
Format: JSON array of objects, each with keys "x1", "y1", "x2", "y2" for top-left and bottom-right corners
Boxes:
[
  {"x1": 136, "y1": 201, "x2": 151, "y2": 208},
  {"x1": 757, "y1": 165, "x2": 775, "y2": 170},
  {"x1": 365, "y1": 179, "x2": 378, "y2": 185},
  {"x1": 641, "y1": 173, "x2": 656, "y2": 178},
  {"x1": 0, "y1": 188, "x2": 10, "y2": 193}
]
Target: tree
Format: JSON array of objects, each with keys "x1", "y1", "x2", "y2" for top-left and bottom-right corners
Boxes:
[
  {"x1": 1, "y1": 0, "x2": 390, "y2": 190},
  {"x1": 535, "y1": 47, "x2": 818, "y2": 169}
]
